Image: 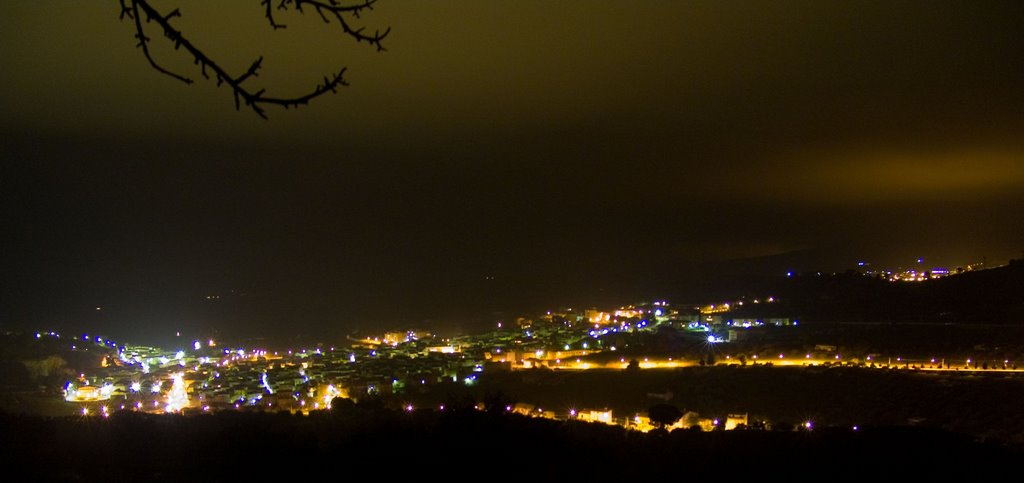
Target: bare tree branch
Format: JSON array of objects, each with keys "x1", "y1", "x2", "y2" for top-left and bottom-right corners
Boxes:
[
  {"x1": 290, "y1": 0, "x2": 391, "y2": 51},
  {"x1": 121, "y1": 0, "x2": 388, "y2": 119},
  {"x1": 262, "y1": 0, "x2": 287, "y2": 30},
  {"x1": 120, "y1": 0, "x2": 193, "y2": 85}
]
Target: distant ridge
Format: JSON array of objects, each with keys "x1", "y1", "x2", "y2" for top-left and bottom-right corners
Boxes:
[{"x1": 734, "y1": 260, "x2": 1024, "y2": 324}]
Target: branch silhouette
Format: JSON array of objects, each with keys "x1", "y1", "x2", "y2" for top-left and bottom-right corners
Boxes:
[{"x1": 119, "y1": 0, "x2": 389, "y2": 119}]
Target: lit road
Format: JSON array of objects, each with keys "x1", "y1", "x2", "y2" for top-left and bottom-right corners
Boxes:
[{"x1": 529, "y1": 356, "x2": 1024, "y2": 373}]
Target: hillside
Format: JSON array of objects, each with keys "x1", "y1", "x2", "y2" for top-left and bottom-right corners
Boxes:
[{"x1": 732, "y1": 260, "x2": 1024, "y2": 323}]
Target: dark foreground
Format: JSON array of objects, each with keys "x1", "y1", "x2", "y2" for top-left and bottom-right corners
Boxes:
[{"x1": 3, "y1": 406, "x2": 1018, "y2": 481}]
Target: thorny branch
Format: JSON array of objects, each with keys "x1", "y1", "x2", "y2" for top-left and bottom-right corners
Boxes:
[{"x1": 119, "y1": 0, "x2": 389, "y2": 119}]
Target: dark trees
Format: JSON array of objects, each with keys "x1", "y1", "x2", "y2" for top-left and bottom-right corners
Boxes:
[
  {"x1": 626, "y1": 358, "x2": 640, "y2": 371},
  {"x1": 647, "y1": 403, "x2": 683, "y2": 428}
]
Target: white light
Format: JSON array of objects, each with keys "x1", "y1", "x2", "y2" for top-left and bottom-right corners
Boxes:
[
  {"x1": 175, "y1": 350, "x2": 185, "y2": 360},
  {"x1": 151, "y1": 382, "x2": 161, "y2": 393},
  {"x1": 194, "y1": 341, "x2": 201, "y2": 351},
  {"x1": 165, "y1": 373, "x2": 189, "y2": 412},
  {"x1": 322, "y1": 385, "x2": 340, "y2": 406}
]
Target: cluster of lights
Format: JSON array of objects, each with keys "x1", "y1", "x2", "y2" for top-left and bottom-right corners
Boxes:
[
  {"x1": 322, "y1": 384, "x2": 340, "y2": 408},
  {"x1": 164, "y1": 373, "x2": 189, "y2": 413},
  {"x1": 58, "y1": 309, "x2": 950, "y2": 423},
  {"x1": 261, "y1": 373, "x2": 274, "y2": 394}
]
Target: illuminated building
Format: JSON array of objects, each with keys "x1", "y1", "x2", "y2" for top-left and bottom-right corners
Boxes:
[
  {"x1": 725, "y1": 413, "x2": 748, "y2": 430},
  {"x1": 64, "y1": 382, "x2": 114, "y2": 402},
  {"x1": 577, "y1": 409, "x2": 613, "y2": 425},
  {"x1": 585, "y1": 310, "x2": 612, "y2": 325}
]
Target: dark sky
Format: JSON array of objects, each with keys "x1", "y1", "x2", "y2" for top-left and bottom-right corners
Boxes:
[{"x1": 2, "y1": 1, "x2": 1023, "y2": 342}]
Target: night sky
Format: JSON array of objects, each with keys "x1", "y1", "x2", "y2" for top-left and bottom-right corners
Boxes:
[{"x1": 2, "y1": 1, "x2": 1022, "y2": 342}]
